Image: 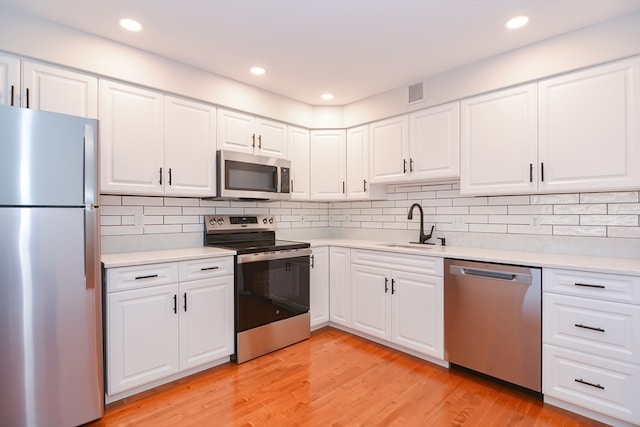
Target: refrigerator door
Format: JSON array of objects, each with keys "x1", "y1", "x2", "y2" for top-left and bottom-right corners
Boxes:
[
  {"x1": 0, "y1": 105, "x2": 97, "y2": 207},
  {"x1": 0, "y1": 207, "x2": 104, "y2": 426}
]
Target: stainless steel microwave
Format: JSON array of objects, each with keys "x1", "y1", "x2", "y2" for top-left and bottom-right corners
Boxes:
[{"x1": 216, "y1": 150, "x2": 291, "y2": 200}]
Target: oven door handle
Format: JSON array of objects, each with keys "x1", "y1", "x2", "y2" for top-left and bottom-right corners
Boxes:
[{"x1": 237, "y1": 248, "x2": 312, "y2": 264}]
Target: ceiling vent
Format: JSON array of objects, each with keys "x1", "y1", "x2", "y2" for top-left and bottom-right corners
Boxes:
[{"x1": 408, "y1": 81, "x2": 424, "y2": 105}]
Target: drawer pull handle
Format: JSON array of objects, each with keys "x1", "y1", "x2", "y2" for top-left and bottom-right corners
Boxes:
[
  {"x1": 135, "y1": 274, "x2": 159, "y2": 280},
  {"x1": 200, "y1": 266, "x2": 219, "y2": 271},
  {"x1": 574, "y1": 378, "x2": 605, "y2": 390},
  {"x1": 575, "y1": 323, "x2": 605, "y2": 333},
  {"x1": 574, "y1": 282, "x2": 605, "y2": 289}
]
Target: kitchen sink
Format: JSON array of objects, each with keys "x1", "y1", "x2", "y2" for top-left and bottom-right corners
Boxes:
[{"x1": 378, "y1": 243, "x2": 434, "y2": 250}]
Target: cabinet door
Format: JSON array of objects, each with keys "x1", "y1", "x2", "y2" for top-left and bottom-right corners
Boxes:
[
  {"x1": 100, "y1": 79, "x2": 164, "y2": 195},
  {"x1": 461, "y1": 84, "x2": 537, "y2": 196},
  {"x1": 164, "y1": 96, "x2": 217, "y2": 197},
  {"x1": 310, "y1": 130, "x2": 347, "y2": 200},
  {"x1": 310, "y1": 247, "x2": 330, "y2": 328},
  {"x1": 216, "y1": 108, "x2": 254, "y2": 154},
  {"x1": 391, "y1": 270, "x2": 443, "y2": 358},
  {"x1": 288, "y1": 126, "x2": 310, "y2": 200},
  {"x1": 0, "y1": 53, "x2": 20, "y2": 106},
  {"x1": 329, "y1": 247, "x2": 351, "y2": 327},
  {"x1": 538, "y1": 57, "x2": 640, "y2": 192},
  {"x1": 22, "y1": 60, "x2": 98, "y2": 118},
  {"x1": 107, "y1": 284, "x2": 179, "y2": 395},
  {"x1": 409, "y1": 102, "x2": 460, "y2": 181},
  {"x1": 255, "y1": 117, "x2": 287, "y2": 158},
  {"x1": 346, "y1": 125, "x2": 370, "y2": 199},
  {"x1": 350, "y1": 264, "x2": 390, "y2": 340},
  {"x1": 369, "y1": 115, "x2": 410, "y2": 183},
  {"x1": 179, "y1": 276, "x2": 234, "y2": 370}
]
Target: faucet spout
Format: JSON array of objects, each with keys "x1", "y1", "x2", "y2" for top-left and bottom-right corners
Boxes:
[{"x1": 408, "y1": 203, "x2": 433, "y2": 244}]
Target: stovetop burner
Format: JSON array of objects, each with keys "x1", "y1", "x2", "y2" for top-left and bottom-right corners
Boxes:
[{"x1": 203, "y1": 215, "x2": 309, "y2": 254}]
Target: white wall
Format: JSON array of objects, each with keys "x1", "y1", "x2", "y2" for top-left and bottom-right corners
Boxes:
[
  {"x1": 0, "y1": 7, "x2": 315, "y2": 127},
  {"x1": 343, "y1": 11, "x2": 640, "y2": 127}
]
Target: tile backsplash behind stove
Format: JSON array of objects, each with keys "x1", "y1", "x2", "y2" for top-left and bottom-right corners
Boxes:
[{"x1": 100, "y1": 182, "x2": 640, "y2": 257}]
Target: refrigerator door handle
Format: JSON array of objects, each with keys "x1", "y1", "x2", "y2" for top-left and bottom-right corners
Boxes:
[
  {"x1": 84, "y1": 207, "x2": 100, "y2": 289},
  {"x1": 83, "y1": 124, "x2": 98, "y2": 206}
]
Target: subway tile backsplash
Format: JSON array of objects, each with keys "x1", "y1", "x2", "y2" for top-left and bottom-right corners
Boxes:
[{"x1": 100, "y1": 183, "x2": 640, "y2": 255}]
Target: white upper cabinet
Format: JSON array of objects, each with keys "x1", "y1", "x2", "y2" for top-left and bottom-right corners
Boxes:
[
  {"x1": 0, "y1": 54, "x2": 97, "y2": 118},
  {"x1": 409, "y1": 102, "x2": 460, "y2": 181},
  {"x1": 164, "y1": 96, "x2": 217, "y2": 197},
  {"x1": 461, "y1": 57, "x2": 640, "y2": 196},
  {"x1": 310, "y1": 129, "x2": 347, "y2": 200},
  {"x1": 217, "y1": 108, "x2": 287, "y2": 158},
  {"x1": 100, "y1": 80, "x2": 217, "y2": 197},
  {"x1": 347, "y1": 125, "x2": 386, "y2": 200},
  {"x1": 288, "y1": 126, "x2": 311, "y2": 200},
  {"x1": 369, "y1": 115, "x2": 410, "y2": 183},
  {"x1": 100, "y1": 79, "x2": 165, "y2": 195},
  {"x1": 460, "y1": 84, "x2": 538, "y2": 196},
  {"x1": 538, "y1": 57, "x2": 640, "y2": 193},
  {"x1": 0, "y1": 53, "x2": 20, "y2": 107}
]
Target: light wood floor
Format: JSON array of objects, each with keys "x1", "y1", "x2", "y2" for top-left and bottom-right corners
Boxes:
[{"x1": 89, "y1": 328, "x2": 605, "y2": 426}]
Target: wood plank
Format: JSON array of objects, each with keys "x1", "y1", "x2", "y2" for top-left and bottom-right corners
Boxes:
[{"x1": 90, "y1": 328, "x2": 606, "y2": 426}]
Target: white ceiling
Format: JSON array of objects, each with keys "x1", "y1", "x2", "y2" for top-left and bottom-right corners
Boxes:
[{"x1": 2, "y1": 0, "x2": 639, "y2": 105}]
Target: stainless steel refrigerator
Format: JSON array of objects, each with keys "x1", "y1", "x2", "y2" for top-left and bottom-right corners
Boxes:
[{"x1": 0, "y1": 105, "x2": 103, "y2": 426}]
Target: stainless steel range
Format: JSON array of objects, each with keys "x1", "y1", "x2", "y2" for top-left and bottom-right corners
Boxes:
[{"x1": 204, "y1": 215, "x2": 311, "y2": 363}]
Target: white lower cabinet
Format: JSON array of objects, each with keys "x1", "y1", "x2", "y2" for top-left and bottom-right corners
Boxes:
[
  {"x1": 329, "y1": 247, "x2": 351, "y2": 327},
  {"x1": 105, "y1": 256, "x2": 234, "y2": 399},
  {"x1": 350, "y1": 249, "x2": 444, "y2": 359},
  {"x1": 310, "y1": 246, "x2": 330, "y2": 329},
  {"x1": 543, "y1": 268, "x2": 640, "y2": 425}
]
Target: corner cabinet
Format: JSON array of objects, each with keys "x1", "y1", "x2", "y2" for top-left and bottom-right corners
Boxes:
[
  {"x1": 288, "y1": 126, "x2": 311, "y2": 200},
  {"x1": 347, "y1": 125, "x2": 386, "y2": 200},
  {"x1": 105, "y1": 256, "x2": 234, "y2": 402},
  {"x1": 100, "y1": 80, "x2": 217, "y2": 197},
  {"x1": 461, "y1": 57, "x2": 640, "y2": 196},
  {"x1": 310, "y1": 130, "x2": 347, "y2": 201},
  {"x1": 217, "y1": 108, "x2": 288, "y2": 158},
  {"x1": 0, "y1": 53, "x2": 97, "y2": 118},
  {"x1": 329, "y1": 247, "x2": 351, "y2": 327},
  {"x1": 309, "y1": 246, "x2": 330, "y2": 329},
  {"x1": 350, "y1": 249, "x2": 444, "y2": 360},
  {"x1": 542, "y1": 268, "x2": 640, "y2": 426}
]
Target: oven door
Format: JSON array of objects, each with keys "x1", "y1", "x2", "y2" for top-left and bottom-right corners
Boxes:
[{"x1": 236, "y1": 249, "x2": 311, "y2": 332}]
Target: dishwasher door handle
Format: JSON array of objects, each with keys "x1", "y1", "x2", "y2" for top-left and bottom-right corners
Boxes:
[{"x1": 449, "y1": 265, "x2": 532, "y2": 285}]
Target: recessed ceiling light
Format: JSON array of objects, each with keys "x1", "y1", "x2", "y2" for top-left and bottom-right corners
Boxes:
[
  {"x1": 250, "y1": 67, "x2": 266, "y2": 76},
  {"x1": 506, "y1": 15, "x2": 529, "y2": 30},
  {"x1": 119, "y1": 18, "x2": 143, "y2": 32},
  {"x1": 320, "y1": 93, "x2": 334, "y2": 100}
]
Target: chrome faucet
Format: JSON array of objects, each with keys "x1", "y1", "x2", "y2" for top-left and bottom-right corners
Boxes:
[{"x1": 407, "y1": 203, "x2": 434, "y2": 244}]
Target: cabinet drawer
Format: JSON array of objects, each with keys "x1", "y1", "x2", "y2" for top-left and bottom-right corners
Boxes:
[
  {"x1": 543, "y1": 293, "x2": 640, "y2": 364},
  {"x1": 106, "y1": 262, "x2": 179, "y2": 293},
  {"x1": 543, "y1": 268, "x2": 640, "y2": 304},
  {"x1": 179, "y1": 257, "x2": 234, "y2": 281},
  {"x1": 543, "y1": 344, "x2": 640, "y2": 425},
  {"x1": 351, "y1": 249, "x2": 442, "y2": 276}
]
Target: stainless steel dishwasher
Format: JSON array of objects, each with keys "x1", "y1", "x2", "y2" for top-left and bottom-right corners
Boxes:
[{"x1": 444, "y1": 259, "x2": 542, "y2": 392}]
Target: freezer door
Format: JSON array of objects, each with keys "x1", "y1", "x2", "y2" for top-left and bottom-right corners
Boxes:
[
  {"x1": 0, "y1": 105, "x2": 98, "y2": 206},
  {"x1": 0, "y1": 207, "x2": 104, "y2": 426}
]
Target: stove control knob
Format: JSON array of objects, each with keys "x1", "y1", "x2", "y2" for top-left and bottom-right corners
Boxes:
[
  {"x1": 217, "y1": 218, "x2": 224, "y2": 225},
  {"x1": 262, "y1": 218, "x2": 268, "y2": 224},
  {"x1": 208, "y1": 218, "x2": 216, "y2": 226},
  {"x1": 268, "y1": 217, "x2": 274, "y2": 224}
]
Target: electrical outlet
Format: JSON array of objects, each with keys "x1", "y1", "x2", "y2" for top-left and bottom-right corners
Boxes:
[
  {"x1": 530, "y1": 215, "x2": 540, "y2": 229},
  {"x1": 134, "y1": 214, "x2": 144, "y2": 229}
]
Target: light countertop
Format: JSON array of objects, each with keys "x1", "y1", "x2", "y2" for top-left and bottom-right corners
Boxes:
[
  {"x1": 101, "y1": 239, "x2": 639, "y2": 276},
  {"x1": 306, "y1": 239, "x2": 640, "y2": 276},
  {"x1": 101, "y1": 246, "x2": 235, "y2": 268}
]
